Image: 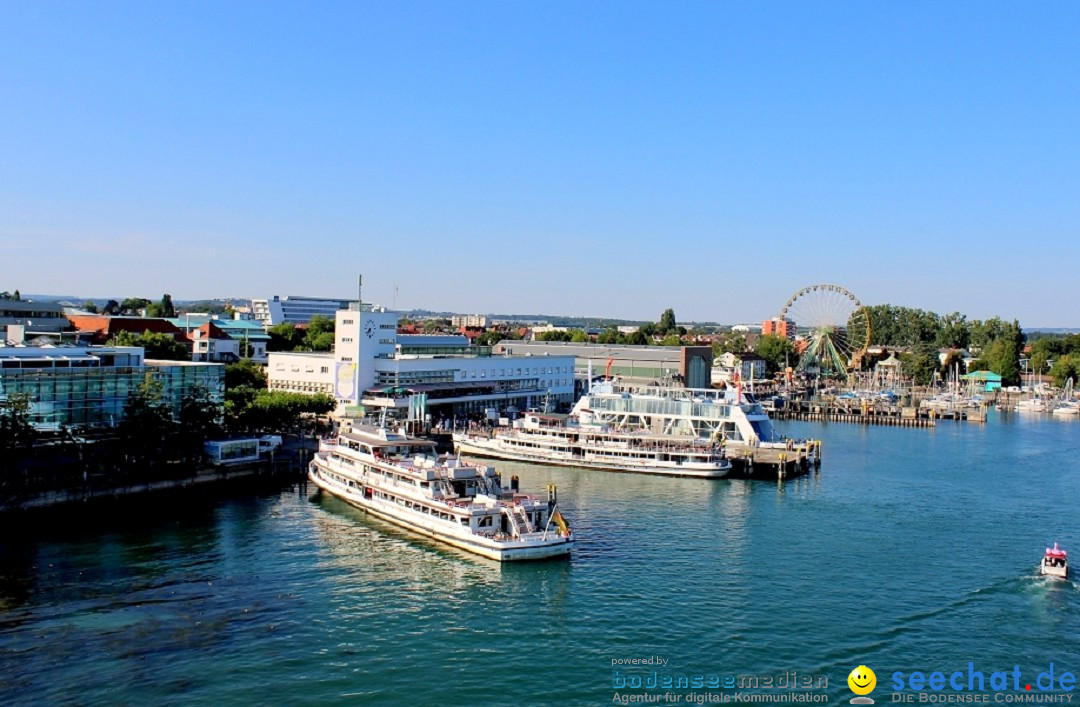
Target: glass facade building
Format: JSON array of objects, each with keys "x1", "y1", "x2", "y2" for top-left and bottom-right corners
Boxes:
[{"x1": 0, "y1": 345, "x2": 223, "y2": 430}]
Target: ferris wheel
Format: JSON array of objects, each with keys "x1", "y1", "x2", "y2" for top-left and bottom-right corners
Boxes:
[{"x1": 778, "y1": 284, "x2": 871, "y2": 377}]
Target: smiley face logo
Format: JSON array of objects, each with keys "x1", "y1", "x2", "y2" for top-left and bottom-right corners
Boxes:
[{"x1": 848, "y1": 665, "x2": 876, "y2": 704}]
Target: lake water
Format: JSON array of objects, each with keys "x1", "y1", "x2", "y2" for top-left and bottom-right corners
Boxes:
[{"x1": 2, "y1": 412, "x2": 1079, "y2": 706}]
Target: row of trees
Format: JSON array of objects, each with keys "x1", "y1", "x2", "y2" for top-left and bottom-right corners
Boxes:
[
  {"x1": 82, "y1": 294, "x2": 176, "y2": 317},
  {"x1": 535, "y1": 308, "x2": 696, "y2": 347},
  {"x1": 864, "y1": 305, "x2": 1021, "y2": 352},
  {"x1": 1027, "y1": 334, "x2": 1080, "y2": 387},
  {"x1": 860, "y1": 305, "x2": 1026, "y2": 386},
  {"x1": 107, "y1": 330, "x2": 189, "y2": 360},
  {"x1": 224, "y1": 359, "x2": 334, "y2": 432}
]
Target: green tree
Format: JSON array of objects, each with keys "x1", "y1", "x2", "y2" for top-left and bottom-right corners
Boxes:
[
  {"x1": 715, "y1": 331, "x2": 747, "y2": 356},
  {"x1": 176, "y1": 384, "x2": 223, "y2": 462},
  {"x1": 83, "y1": 300, "x2": 99, "y2": 313},
  {"x1": 570, "y1": 329, "x2": 590, "y2": 343},
  {"x1": 103, "y1": 299, "x2": 121, "y2": 315},
  {"x1": 146, "y1": 293, "x2": 176, "y2": 318},
  {"x1": 658, "y1": 308, "x2": 677, "y2": 335},
  {"x1": 108, "y1": 330, "x2": 189, "y2": 360},
  {"x1": 935, "y1": 312, "x2": 970, "y2": 350},
  {"x1": 118, "y1": 374, "x2": 175, "y2": 467},
  {"x1": 624, "y1": 331, "x2": 648, "y2": 346},
  {"x1": 660, "y1": 334, "x2": 683, "y2": 346},
  {"x1": 969, "y1": 317, "x2": 1010, "y2": 351},
  {"x1": 267, "y1": 323, "x2": 303, "y2": 351},
  {"x1": 303, "y1": 315, "x2": 335, "y2": 351},
  {"x1": 475, "y1": 329, "x2": 521, "y2": 347},
  {"x1": 225, "y1": 359, "x2": 268, "y2": 390},
  {"x1": 0, "y1": 392, "x2": 36, "y2": 482},
  {"x1": 120, "y1": 298, "x2": 151, "y2": 315},
  {"x1": 596, "y1": 327, "x2": 620, "y2": 344},
  {"x1": 1050, "y1": 354, "x2": 1080, "y2": 387},
  {"x1": 901, "y1": 342, "x2": 941, "y2": 386},
  {"x1": 970, "y1": 320, "x2": 1024, "y2": 386},
  {"x1": 755, "y1": 334, "x2": 798, "y2": 376},
  {"x1": 423, "y1": 318, "x2": 451, "y2": 333},
  {"x1": 232, "y1": 390, "x2": 334, "y2": 433},
  {"x1": 537, "y1": 331, "x2": 572, "y2": 342}
]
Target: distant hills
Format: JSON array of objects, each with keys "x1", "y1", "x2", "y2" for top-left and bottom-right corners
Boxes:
[{"x1": 14, "y1": 294, "x2": 1080, "y2": 333}]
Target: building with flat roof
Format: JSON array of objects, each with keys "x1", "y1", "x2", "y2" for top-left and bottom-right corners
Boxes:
[
  {"x1": 491, "y1": 340, "x2": 714, "y2": 390},
  {"x1": 0, "y1": 339, "x2": 223, "y2": 430},
  {"x1": 268, "y1": 305, "x2": 575, "y2": 420},
  {"x1": 450, "y1": 315, "x2": 488, "y2": 328},
  {"x1": 762, "y1": 317, "x2": 795, "y2": 341},
  {"x1": 0, "y1": 299, "x2": 70, "y2": 336},
  {"x1": 251, "y1": 295, "x2": 357, "y2": 327}
]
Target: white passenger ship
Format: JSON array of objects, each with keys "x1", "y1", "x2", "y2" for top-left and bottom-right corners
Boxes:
[
  {"x1": 570, "y1": 379, "x2": 786, "y2": 452},
  {"x1": 454, "y1": 410, "x2": 732, "y2": 478},
  {"x1": 309, "y1": 424, "x2": 573, "y2": 561}
]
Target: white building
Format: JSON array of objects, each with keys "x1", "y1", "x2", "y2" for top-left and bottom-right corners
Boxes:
[
  {"x1": 267, "y1": 304, "x2": 575, "y2": 420},
  {"x1": 712, "y1": 352, "x2": 767, "y2": 385},
  {"x1": 450, "y1": 314, "x2": 488, "y2": 328},
  {"x1": 251, "y1": 295, "x2": 357, "y2": 327}
]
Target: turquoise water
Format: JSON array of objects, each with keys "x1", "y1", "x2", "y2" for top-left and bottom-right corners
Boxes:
[{"x1": 2, "y1": 412, "x2": 1080, "y2": 705}]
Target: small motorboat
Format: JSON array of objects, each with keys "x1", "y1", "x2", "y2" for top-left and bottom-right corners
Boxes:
[{"x1": 1040, "y1": 542, "x2": 1069, "y2": 579}]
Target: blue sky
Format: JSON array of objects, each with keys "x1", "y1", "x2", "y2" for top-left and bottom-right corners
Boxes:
[{"x1": 3, "y1": 2, "x2": 1078, "y2": 326}]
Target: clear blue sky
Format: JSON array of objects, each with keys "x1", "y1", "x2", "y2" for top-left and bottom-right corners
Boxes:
[{"x1": 3, "y1": 2, "x2": 1078, "y2": 326}]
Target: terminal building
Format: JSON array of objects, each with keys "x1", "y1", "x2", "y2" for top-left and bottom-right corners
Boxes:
[
  {"x1": 267, "y1": 305, "x2": 576, "y2": 421},
  {"x1": 0, "y1": 327, "x2": 224, "y2": 430},
  {"x1": 491, "y1": 340, "x2": 714, "y2": 390}
]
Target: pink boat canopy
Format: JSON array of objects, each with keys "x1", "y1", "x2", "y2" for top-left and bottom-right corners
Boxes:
[{"x1": 1045, "y1": 542, "x2": 1068, "y2": 559}]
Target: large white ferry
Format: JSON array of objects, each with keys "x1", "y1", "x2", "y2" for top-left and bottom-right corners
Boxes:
[
  {"x1": 571, "y1": 379, "x2": 787, "y2": 453},
  {"x1": 454, "y1": 407, "x2": 732, "y2": 478},
  {"x1": 309, "y1": 424, "x2": 573, "y2": 561}
]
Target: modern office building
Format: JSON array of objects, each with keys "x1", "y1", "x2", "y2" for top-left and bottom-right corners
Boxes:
[
  {"x1": 0, "y1": 299, "x2": 70, "y2": 336},
  {"x1": 0, "y1": 334, "x2": 223, "y2": 430},
  {"x1": 491, "y1": 340, "x2": 714, "y2": 390},
  {"x1": 250, "y1": 296, "x2": 357, "y2": 327},
  {"x1": 268, "y1": 305, "x2": 575, "y2": 419}
]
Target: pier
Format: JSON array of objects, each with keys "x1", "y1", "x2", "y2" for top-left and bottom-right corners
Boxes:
[
  {"x1": 769, "y1": 401, "x2": 990, "y2": 427},
  {"x1": 725, "y1": 440, "x2": 821, "y2": 480}
]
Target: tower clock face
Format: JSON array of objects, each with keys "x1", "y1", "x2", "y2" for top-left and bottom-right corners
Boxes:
[{"x1": 364, "y1": 321, "x2": 375, "y2": 338}]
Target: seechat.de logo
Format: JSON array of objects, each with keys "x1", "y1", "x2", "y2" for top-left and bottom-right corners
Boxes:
[{"x1": 849, "y1": 665, "x2": 877, "y2": 704}]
